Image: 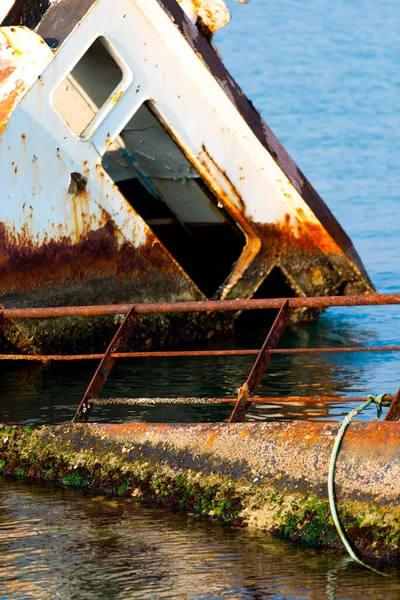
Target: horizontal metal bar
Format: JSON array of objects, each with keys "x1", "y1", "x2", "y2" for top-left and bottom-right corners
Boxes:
[
  {"x1": 92, "y1": 396, "x2": 395, "y2": 406},
  {"x1": 1, "y1": 346, "x2": 400, "y2": 361},
  {"x1": 3, "y1": 293, "x2": 400, "y2": 320}
]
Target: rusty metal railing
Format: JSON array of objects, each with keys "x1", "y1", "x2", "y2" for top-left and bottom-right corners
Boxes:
[
  {"x1": 1, "y1": 293, "x2": 400, "y2": 320},
  {"x1": 0, "y1": 293, "x2": 399, "y2": 423}
]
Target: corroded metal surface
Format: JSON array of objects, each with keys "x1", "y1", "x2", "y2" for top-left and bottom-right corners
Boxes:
[
  {"x1": 0, "y1": 27, "x2": 51, "y2": 133},
  {"x1": 0, "y1": 0, "x2": 373, "y2": 352},
  {"x1": 176, "y1": 0, "x2": 231, "y2": 34},
  {"x1": 229, "y1": 300, "x2": 291, "y2": 422},
  {"x1": 1, "y1": 291, "x2": 397, "y2": 354},
  {"x1": 158, "y1": 0, "x2": 373, "y2": 294},
  {"x1": 1, "y1": 421, "x2": 400, "y2": 560},
  {"x1": 73, "y1": 307, "x2": 138, "y2": 422},
  {"x1": 2, "y1": 293, "x2": 400, "y2": 320},
  {"x1": 90, "y1": 420, "x2": 400, "y2": 505},
  {"x1": 385, "y1": 386, "x2": 400, "y2": 422}
]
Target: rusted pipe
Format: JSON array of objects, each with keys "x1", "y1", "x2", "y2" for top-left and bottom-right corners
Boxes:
[
  {"x1": 1, "y1": 346, "x2": 400, "y2": 361},
  {"x1": 92, "y1": 395, "x2": 395, "y2": 405},
  {"x1": 2, "y1": 421, "x2": 400, "y2": 561},
  {"x1": 3, "y1": 293, "x2": 400, "y2": 320}
]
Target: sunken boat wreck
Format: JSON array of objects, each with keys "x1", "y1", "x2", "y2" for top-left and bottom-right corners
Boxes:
[
  {"x1": 0, "y1": 0, "x2": 373, "y2": 353},
  {"x1": 1, "y1": 1, "x2": 400, "y2": 566}
]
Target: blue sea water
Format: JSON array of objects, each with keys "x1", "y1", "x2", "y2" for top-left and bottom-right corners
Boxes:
[
  {"x1": 0, "y1": 0, "x2": 400, "y2": 597},
  {"x1": 217, "y1": 0, "x2": 400, "y2": 409}
]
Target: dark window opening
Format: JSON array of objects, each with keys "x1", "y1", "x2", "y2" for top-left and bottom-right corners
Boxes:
[
  {"x1": 102, "y1": 102, "x2": 245, "y2": 297},
  {"x1": 236, "y1": 266, "x2": 296, "y2": 332}
]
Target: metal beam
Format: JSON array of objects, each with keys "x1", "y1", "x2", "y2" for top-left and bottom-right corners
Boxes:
[
  {"x1": 229, "y1": 300, "x2": 292, "y2": 422},
  {"x1": 72, "y1": 307, "x2": 138, "y2": 423},
  {"x1": 384, "y1": 386, "x2": 400, "y2": 421}
]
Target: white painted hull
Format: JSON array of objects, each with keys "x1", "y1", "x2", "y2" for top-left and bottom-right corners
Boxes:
[{"x1": 0, "y1": 0, "x2": 373, "y2": 350}]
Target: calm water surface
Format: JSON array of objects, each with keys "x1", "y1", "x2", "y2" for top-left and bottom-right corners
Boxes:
[
  {"x1": 1, "y1": 478, "x2": 400, "y2": 600},
  {"x1": 1, "y1": 0, "x2": 400, "y2": 597}
]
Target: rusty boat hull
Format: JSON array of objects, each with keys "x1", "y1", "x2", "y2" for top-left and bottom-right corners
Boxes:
[
  {"x1": 1, "y1": 419, "x2": 400, "y2": 563},
  {"x1": 0, "y1": 0, "x2": 373, "y2": 352}
]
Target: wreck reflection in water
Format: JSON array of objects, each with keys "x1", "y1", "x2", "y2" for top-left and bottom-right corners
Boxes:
[{"x1": 0, "y1": 478, "x2": 399, "y2": 599}]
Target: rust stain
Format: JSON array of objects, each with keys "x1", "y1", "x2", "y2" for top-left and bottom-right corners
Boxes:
[
  {"x1": 0, "y1": 35, "x2": 25, "y2": 133},
  {"x1": 196, "y1": 143, "x2": 360, "y2": 301},
  {"x1": 0, "y1": 214, "x2": 187, "y2": 306},
  {"x1": 385, "y1": 386, "x2": 400, "y2": 422},
  {"x1": 190, "y1": 0, "x2": 223, "y2": 34},
  {"x1": 197, "y1": 138, "x2": 355, "y2": 299},
  {"x1": 111, "y1": 90, "x2": 124, "y2": 104},
  {"x1": 195, "y1": 143, "x2": 263, "y2": 298},
  {"x1": 93, "y1": 419, "x2": 400, "y2": 459},
  {"x1": 205, "y1": 431, "x2": 217, "y2": 447},
  {"x1": 0, "y1": 37, "x2": 16, "y2": 83},
  {"x1": 251, "y1": 215, "x2": 341, "y2": 258},
  {"x1": 0, "y1": 80, "x2": 25, "y2": 134},
  {"x1": 71, "y1": 190, "x2": 90, "y2": 237},
  {"x1": 0, "y1": 64, "x2": 16, "y2": 83},
  {"x1": 296, "y1": 208, "x2": 341, "y2": 254},
  {"x1": 100, "y1": 422, "x2": 152, "y2": 437},
  {"x1": 158, "y1": 0, "x2": 373, "y2": 289},
  {"x1": 156, "y1": 424, "x2": 169, "y2": 433}
]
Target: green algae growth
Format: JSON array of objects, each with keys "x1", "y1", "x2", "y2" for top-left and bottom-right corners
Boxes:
[{"x1": 0, "y1": 424, "x2": 399, "y2": 563}]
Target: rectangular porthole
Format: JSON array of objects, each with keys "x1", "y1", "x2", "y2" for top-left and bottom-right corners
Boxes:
[{"x1": 52, "y1": 36, "x2": 124, "y2": 136}]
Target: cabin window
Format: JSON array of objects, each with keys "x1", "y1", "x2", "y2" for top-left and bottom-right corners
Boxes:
[
  {"x1": 52, "y1": 37, "x2": 124, "y2": 136},
  {"x1": 101, "y1": 101, "x2": 246, "y2": 298}
]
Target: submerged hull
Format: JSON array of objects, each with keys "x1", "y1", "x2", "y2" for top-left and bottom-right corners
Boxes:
[
  {"x1": 0, "y1": 0, "x2": 373, "y2": 351},
  {"x1": 1, "y1": 420, "x2": 399, "y2": 562}
]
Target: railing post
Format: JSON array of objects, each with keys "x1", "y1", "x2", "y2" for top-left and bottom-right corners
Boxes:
[
  {"x1": 229, "y1": 300, "x2": 292, "y2": 423},
  {"x1": 72, "y1": 306, "x2": 138, "y2": 423}
]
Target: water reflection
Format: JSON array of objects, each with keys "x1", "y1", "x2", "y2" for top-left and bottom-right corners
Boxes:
[{"x1": 0, "y1": 478, "x2": 399, "y2": 600}]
